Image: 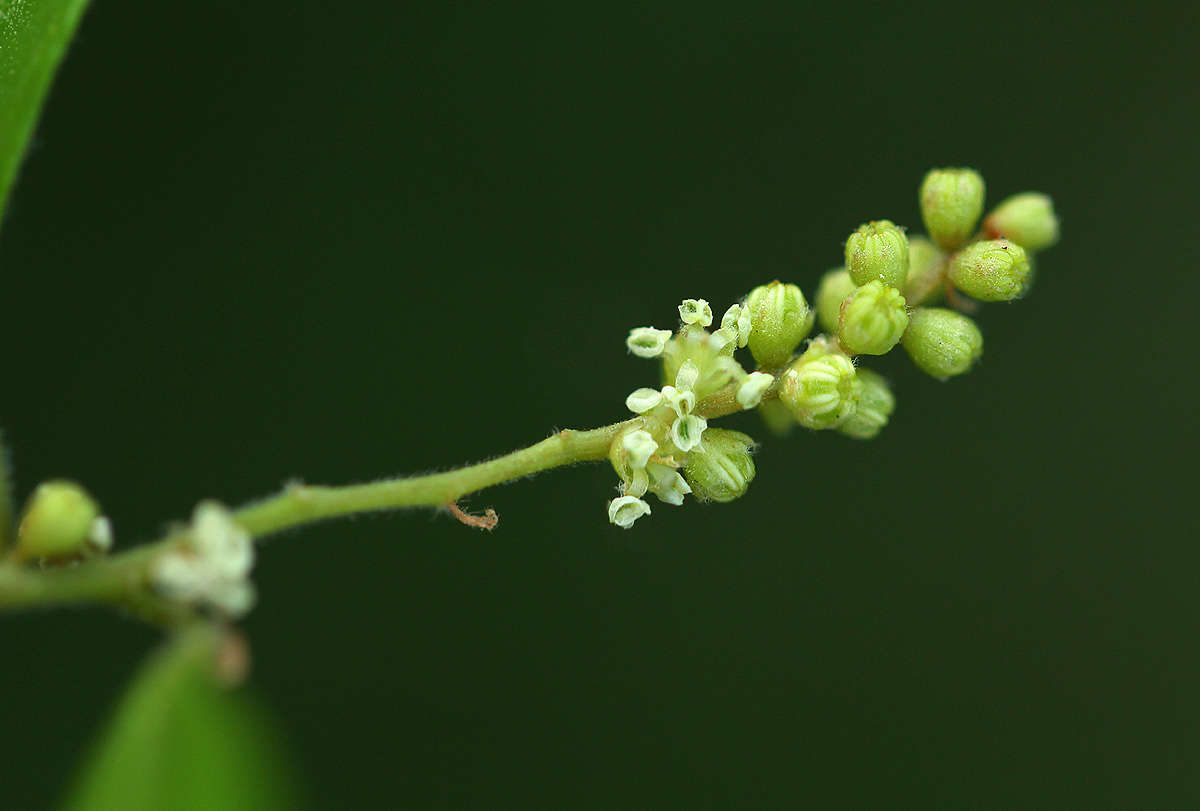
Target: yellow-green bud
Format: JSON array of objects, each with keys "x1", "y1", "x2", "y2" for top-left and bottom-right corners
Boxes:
[
  {"x1": 844, "y1": 220, "x2": 909, "y2": 288},
  {"x1": 983, "y1": 192, "x2": 1059, "y2": 252},
  {"x1": 744, "y1": 281, "x2": 814, "y2": 369},
  {"x1": 15, "y1": 480, "x2": 102, "y2": 560},
  {"x1": 779, "y1": 344, "x2": 858, "y2": 429},
  {"x1": 901, "y1": 307, "x2": 983, "y2": 380},
  {"x1": 919, "y1": 167, "x2": 985, "y2": 251},
  {"x1": 682, "y1": 428, "x2": 755, "y2": 503},
  {"x1": 948, "y1": 238, "x2": 1031, "y2": 302},
  {"x1": 837, "y1": 280, "x2": 909, "y2": 356},
  {"x1": 902, "y1": 236, "x2": 947, "y2": 306},
  {"x1": 837, "y1": 369, "x2": 895, "y2": 440},
  {"x1": 815, "y1": 267, "x2": 856, "y2": 333}
]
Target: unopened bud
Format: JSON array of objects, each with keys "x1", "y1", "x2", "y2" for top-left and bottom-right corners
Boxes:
[
  {"x1": 983, "y1": 192, "x2": 1059, "y2": 252},
  {"x1": 837, "y1": 369, "x2": 896, "y2": 439},
  {"x1": 844, "y1": 220, "x2": 909, "y2": 288},
  {"x1": 815, "y1": 267, "x2": 857, "y2": 333},
  {"x1": 948, "y1": 239, "x2": 1031, "y2": 301},
  {"x1": 744, "y1": 281, "x2": 814, "y2": 368},
  {"x1": 837, "y1": 280, "x2": 909, "y2": 356},
  {"x1": 778, "y1": 344, "x2": 858, "y2": 430},
  {"x1": 901, "y1": 307, "x2": 983, "y2": 380},
  {"x1": 919, "y1": 167, "x2": 985, "y2": 251},
  {"x1": 15, "y1": 480, "x2": 101, "y2": 560},
  {"x1": 682, "y1": 428, "x2": 756, "y2": 503}
]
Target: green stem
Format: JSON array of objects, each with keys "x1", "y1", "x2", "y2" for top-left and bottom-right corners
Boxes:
[{"x1": 0, "y1": 419, "x2": 638, "y2": 614}]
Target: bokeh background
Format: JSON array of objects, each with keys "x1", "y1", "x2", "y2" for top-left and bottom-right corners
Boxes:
[{"x1": 2, "y1": 1, "x2": 1198, "y2": 808}]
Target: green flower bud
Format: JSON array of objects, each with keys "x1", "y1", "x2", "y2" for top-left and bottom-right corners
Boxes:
[
  {"x1": 837, "y1": 369, "x2": 895, "y2": 440},
  {"x1": 919, "y1": 167, "x2": 985, "y2": 251},
  {"x1": 901, "y1": 307, "x2": 983, "y2": 380},
  {"x1": 14, "y1": 480, "x2": 103, "y2": 561},
  {"x1": 682, "y1": 428, "x2": 756, "y2": 503},
  {"x1": 902, "y1": 236, "x2": 948, "y2": 306},
  {"x1": 836, "y1": 280, "x2": 909, "y2": 356},
  {"x1": 844, "y1": 220, "x2": 909, "y2": 288},
  {"x1": 815, "y1": 267, "x2": 856, "y2": 333},
  {"x1": 948, "y1": 238, "x2": 1031, "y2": 302},
  {"x1": 744, "y1": 281, "x2": 814, "y2": 369},
  {"x1": 983, "y1": 192, "x2": 1060, "y2": 252},
  {"x1": 779, "y1": 344, "x2": 858, "y2": 429}
]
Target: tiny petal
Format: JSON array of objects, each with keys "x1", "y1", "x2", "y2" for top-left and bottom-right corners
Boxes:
[
  {"x1": 626, "y1": 327, "x2": 673, "y2": 358},
  {"x1": 87, "y1": 516, "x2": 113, "y2": 553},
  {"x1": 662, "y1": 385, "x2": 696, "y2": 418},
  {"x1": 646, "y1": 463, "x2": 692, "y2": 506},
  {"x1": 625, "y1": 387, "x2": 664, "y2": 413},
  {"x1": 675, "y1": 359, "x2": 701, "y2": 393},
  {"x1": 736, "y1": 372, "x2": 774, "y2": 409},
  {"x1": 621, "y1": 429, "x2": 658, "y2": 470},
  {"x1": 608, "y1": 495, "x2": 652, "y2": 529},
  {"x1": 678, "y1": 299, "x2": 713, "y2": 327},
  {"x1": 671, "y1": 414, "x2": 708, "y2": 452}
]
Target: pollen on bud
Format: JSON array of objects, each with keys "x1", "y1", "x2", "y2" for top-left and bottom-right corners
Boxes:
[
  {"x1": 626, "y1": 327, "x2": 673, "y2": 358},
  {"x1": 837, "y1": 369, "x2": 896, "y2": 440},
  {"x1": 901, "y1": 307, "x2": 983, "y2": 380},
  {"x1": 837, "y1": 280, "x2": 909, "y2": 356},
  {"x1": 683, "y1": 428, "x2": 756, "y2": 503},
  {"x1": 608, "y1": 495, "x2": 651, "y2": 529},
  {"x1": 844, "y1": 220, "x2": 909, "y2": 288},
  {"x1": 919, "y1": 167, "x2": 985, "y2": 251},
  {"x1": 815, "y1": 267, "x2": 857, "y2": 333},
  {"x1": 983, "y1": 192, "x2": 1060, "y2": 252},
  {"x1": 744, "y1": 281, "x2": 814, "y2": 368},
  {"x1": 778, "y1": 344, "x2": 858, "y2": 430},
  {"x1": 902, "y1": 236, "x2": 948, "y2": 306},
  {"x1": 14, "y1": 480, "x2": 102, "y2": 561},
  {"x1": 948, "y1": 239, "x2": 1031, "y2": 301}
]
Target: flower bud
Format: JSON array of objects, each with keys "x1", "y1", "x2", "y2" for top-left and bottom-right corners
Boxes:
[
  {"x1": 744, "y1": 281, "x2": 814, "y2": 369},
  {"x1": 837, "y1": 280, "x2": 909, "y2": 356},
  {"x1": 919, "y1": 167, "x2": 985, "y2": 251},
  {"x1": 983, "y1": 192, "x2": 1059, "y2": 252},
  {"x1": 778, "y1": 344, "x2": 858, "y2": 429},
  {"x1": 844, "y1": 220, "x2": 909, "y2": 288},
  {"x1": 682, "y1": 428, "x2": 756, "y2": 503},
  {"x1": 14, "y1": 480, "x2": 102, "y2": 560},
  {"x1": 902, "y1": 236, "x2": 948, "y2": 306},
  {"x1": 948, "y1": 238, "x2": 1031, "y2": 302},
  {"x1": 815, "y1": 267, "x2": 856, "y2": 333},
  {"x1": 837, "y1": 369, "x2": 896, "y2": 440},
  {"x1": 901, "y1": 307, "x2": 983, "y2": 380}
]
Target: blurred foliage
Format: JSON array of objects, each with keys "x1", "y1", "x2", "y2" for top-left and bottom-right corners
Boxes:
[
  {"x1": 0, "y1": 0, "x2": 91, "y2": 220},
  {"x1": 62, "y1": 627, "x2": 301, "y2": 811}
]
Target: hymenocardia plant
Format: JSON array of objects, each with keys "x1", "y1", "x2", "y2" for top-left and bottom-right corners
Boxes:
[
  {"x1": 0, "y1": 168, "x2": 1059, "y2": 622},
  {"x1": 608, "y1": 167, "x2": 1059, "y2": 529}
]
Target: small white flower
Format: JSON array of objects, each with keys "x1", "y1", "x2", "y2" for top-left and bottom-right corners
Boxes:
[
  {"x1": 626, "y1": 327, "x2": 673, "y2": 358},
  {"x1": 646, "y1": 463, "x2": 692, "y2": 506},
  {"x1": 678, "y1": 299, "x2": 713, "y2": 327},
  {"x1": 87, "y1": 516, "x2": 113, "y2": 553},
  {"x1": 150, "y1": 502, "x2": 256, "y2": 618},
  {"x1": 670, "y1": 414, "x2": 708, "y2": 452},
  {"x1": 625, "y1": 387, "x2": 664, "y2": 414},
  {"x1": 608, "y1": 495, "x2": 652, "y2": 528},
  {"x1": 736, "y1": 372, "x2": 775, "y2": 409},
  {"x1": 191, "y1": 502, "x2": 254, "y2": 580},
  {"x1": 660, "y1": 385, "x2": 696, "y2": 418},
  {"x1": 621, "y1": 429, "x2": 658, "y2": 470}
]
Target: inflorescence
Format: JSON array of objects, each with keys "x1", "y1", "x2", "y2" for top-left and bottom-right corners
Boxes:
[{"x1": 608, "y1": 167, "x2": 1059, "y2": 528}]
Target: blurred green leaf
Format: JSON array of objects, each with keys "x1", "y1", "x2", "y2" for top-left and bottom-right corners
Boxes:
[
  {"x1": 0, "y1": 0, "x2": 91, "y2": 221},
  {"x1": 63, "y1": 627, "x2": 303, "y2": 811},
  {"x1": 0, "y1": 428, "x2": 12, "y2": 550}
]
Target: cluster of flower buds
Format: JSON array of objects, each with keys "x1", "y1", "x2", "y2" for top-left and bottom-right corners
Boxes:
[
  {"x1": 611, "y1": 167, "x2": 1058, "y2": 528},
  {"x1": 150, "y1": 502, "x2": 256, "y2": 617}
]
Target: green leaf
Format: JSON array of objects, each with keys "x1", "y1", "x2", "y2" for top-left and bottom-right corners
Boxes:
[
  {"x1": 63, "y1": 627, "x2": 304, "y2": 811},
  {"x1": 0, "y1": 0, "x2": 91, "y2": 221},
  {"x1": 0, "y1": 428, "x2": 12, "y2": 550}
]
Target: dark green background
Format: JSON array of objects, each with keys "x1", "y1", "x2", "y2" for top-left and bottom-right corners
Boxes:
[{"x1": 2, "y1": 1, "x2": 1197, "y2": 807}]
